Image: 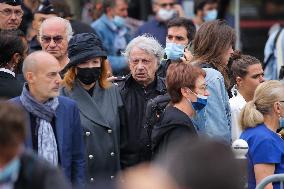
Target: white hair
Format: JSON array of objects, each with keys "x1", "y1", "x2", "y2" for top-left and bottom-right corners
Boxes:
[
  {"x1": 38, "y1": 16, "x2": 73, "y2": 42},
  {"x1": 123, "y1": 34, "x2": 164, "y2": 63}
]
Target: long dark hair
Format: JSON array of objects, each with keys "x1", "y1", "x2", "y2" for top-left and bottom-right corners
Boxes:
[{"x1": 192, "y1": 20, "x2": 236, "y2": 89}]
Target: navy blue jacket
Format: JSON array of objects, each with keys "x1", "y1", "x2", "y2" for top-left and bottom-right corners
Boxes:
[{"x1": 10, "y1": 96, "x2": 85, "y2": 186}]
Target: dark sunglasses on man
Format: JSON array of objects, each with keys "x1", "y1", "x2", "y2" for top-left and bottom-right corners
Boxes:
[{"x1": 41, "y1": 35, "x2": 64, "y2": 44}]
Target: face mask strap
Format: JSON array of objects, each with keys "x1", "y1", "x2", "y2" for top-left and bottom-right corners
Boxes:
[{"x1": 187, "y1": 87, "x2": 207, "y2": 100}]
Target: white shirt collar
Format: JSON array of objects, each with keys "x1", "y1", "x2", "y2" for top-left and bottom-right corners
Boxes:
[{"x1": 0, "y1": 68, "x2": 15, "y2": 77}]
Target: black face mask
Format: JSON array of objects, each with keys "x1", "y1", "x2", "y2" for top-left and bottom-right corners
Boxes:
[{"x1": 76, "y1": 67, "x2": 101, "y2": 85}]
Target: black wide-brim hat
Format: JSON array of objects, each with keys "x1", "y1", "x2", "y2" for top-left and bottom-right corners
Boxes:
[{"x1": 65, "y1": 33, "x2": 107, "y2": 70}]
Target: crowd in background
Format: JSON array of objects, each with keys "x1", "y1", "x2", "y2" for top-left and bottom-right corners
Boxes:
[{"x1": 0, "y1": 0, "x2": 284, "y2": 189}]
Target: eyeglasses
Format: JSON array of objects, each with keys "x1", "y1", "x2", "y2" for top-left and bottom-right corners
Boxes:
[
  {"x1": 158, "y1": 2, "x2": 176, "y2": 8},
  {"x1": 41, "y1": 35, "x2": 64, "y2": 44},
  {"x1": 0, "y1": 8, "x2": 23, "y2": 17}
]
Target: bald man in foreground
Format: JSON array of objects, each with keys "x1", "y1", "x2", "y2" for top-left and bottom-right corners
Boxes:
[{"x1": 10, "y1": 51, "x2": 85, "y2": 187}]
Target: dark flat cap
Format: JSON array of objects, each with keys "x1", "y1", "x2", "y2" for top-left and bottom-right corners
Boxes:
[
  {"x1": 0, "y1": 0, "x2": 22, "y2": 6},
  {"x1": 35, "y1": 0, "x2": 56, "y2": 15},
  {"x1": 65, "y1": 33, "x2": 107, "y2": 70}
]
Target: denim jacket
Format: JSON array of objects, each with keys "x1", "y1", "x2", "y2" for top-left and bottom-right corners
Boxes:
[
  {"x1": 192, "y1": 68, "x2": 231, "y2": 144},
  {"x1": 264, "y1": 29, "x2": 284, "y2": 80},
  {"x1": 91, "y1": 14, "x2": 131, "y2": 74}
]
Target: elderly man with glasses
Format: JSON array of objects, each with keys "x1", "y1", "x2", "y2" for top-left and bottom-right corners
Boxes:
[
  {"x1": 38, "y1": 16, "x2": 73, "y2": 74},
  {"x1": 0, "y1": 0, "x2": 23, "y2": 30}
]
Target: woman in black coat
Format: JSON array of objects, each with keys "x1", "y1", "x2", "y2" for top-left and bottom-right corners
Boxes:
[
  {"x1": 61, "y1": 33, "x2": 126, "y2": 185},
  {"x1": 152, "y1": 63, "x2": 209, "y2": 156}
]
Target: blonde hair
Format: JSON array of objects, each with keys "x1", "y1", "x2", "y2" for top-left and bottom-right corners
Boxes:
[
  {"x1": 240, "y1": 80, "x2": 284, "y2": 130},
  {"x1": 62, "y1": 58, "x2": 111, "y2": 91}
]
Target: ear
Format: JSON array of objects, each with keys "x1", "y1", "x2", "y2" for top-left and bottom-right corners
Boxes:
[
  {"x1": 236, "y1": 76, "x2": 243, "y2": 87},
  {"x1": 32, "y1": 19, "x2": 36, "y2": 30},
  {"x1": 12, "y1": 53, "x2": 21, "y2": 64},
  {"x1": 106, "y1": 7, "x2": 113, "y2": 16},
  {"x1": 25, "y1": 72, "x2": 34, "y2": 83},
  {"x1": 273, "y1": 101, "x2": 281, "y2": 115},
  {"x1": 197, "y1": 9, "x2": 204, "y2": 17},
  {"x1": 37, "y1": 35, "x2": 43, "y2": 45},
  {"x1": 180, "y1": 87, "x2": 188, "y2": 97},
  {"x1": 152, "y1": 3, "x2": 159, "y2": 13}
]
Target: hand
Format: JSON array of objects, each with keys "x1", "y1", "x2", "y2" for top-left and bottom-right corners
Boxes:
[
  {"x1": 107, "y1": 76, "x2": 118, "y2": 82},
  {"x1": 180, "y1": 49, "x2": 193, "y2": 63},
  {"x1": 173, "y1": 4, "x2": 185, "y2": 17}
]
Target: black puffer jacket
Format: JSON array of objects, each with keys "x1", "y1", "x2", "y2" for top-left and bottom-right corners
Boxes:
[{"x1": 151, "y1": 105, "x2": 197, "y2": 157}]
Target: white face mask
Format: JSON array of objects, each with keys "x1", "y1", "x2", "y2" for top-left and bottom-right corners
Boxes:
[{"x1": 157, "y1": 8, "x2": 176, "y2": 21}]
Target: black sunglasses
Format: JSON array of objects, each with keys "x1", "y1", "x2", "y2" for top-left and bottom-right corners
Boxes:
[{"x1": 41, "y1": 35, "x2": 64, "y2": 44}]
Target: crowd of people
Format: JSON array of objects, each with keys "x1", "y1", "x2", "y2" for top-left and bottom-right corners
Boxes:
[{"x1": 0, "y1": 0, "x2": 283, "y2": 189}]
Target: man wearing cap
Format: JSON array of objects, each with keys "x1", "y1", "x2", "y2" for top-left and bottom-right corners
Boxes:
[
  {"x1": 29, "y1": 0, "x2": 57, "y2": 53},
  {"x1": 0, "y1": 0, "x2": 24, "y2": 30}
]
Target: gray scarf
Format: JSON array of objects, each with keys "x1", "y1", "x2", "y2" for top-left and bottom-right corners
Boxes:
[{"x1": 20, "y1": 84, "x2": 59, "y2": 166}]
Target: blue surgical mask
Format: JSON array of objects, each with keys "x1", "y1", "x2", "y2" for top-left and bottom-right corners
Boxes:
[
  {"x1": 203, "y1": 9, "x2": 218, "y2": 22},
  {"x1": 165, "y1": 42, "x2": 185, "y2": 61},
  {"x1": 113, "y1": 16, "x2": 125, "y2": 27},
  {"x1": 280, "y1": 117, "x2": 284, "y2": 128},
  {"x1": 0, "y1": 157, "x2": 20, "y2": 183},
  {"x1": 192, "y1": 94, "x2": 208, "y2": 111},
  {"x1": 186, "y1": 89, "x2": 208, "y2": 111}
]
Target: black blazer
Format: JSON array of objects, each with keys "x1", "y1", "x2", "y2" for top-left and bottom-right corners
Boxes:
[{"x1": 0, "y1": 71, "x2": 23, "y2": 99}]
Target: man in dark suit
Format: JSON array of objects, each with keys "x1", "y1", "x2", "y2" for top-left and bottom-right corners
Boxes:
[
  {"x1": 0, "y1": 29, "x2": 27, "y2": 99},
  {"x1": 10, "y1": 51, "x2": 85, "y2": 187}
]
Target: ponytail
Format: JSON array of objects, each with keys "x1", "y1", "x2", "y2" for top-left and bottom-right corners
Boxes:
[{"x1": 240, "y1": 101, "x2": 263, "y2": 130}]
